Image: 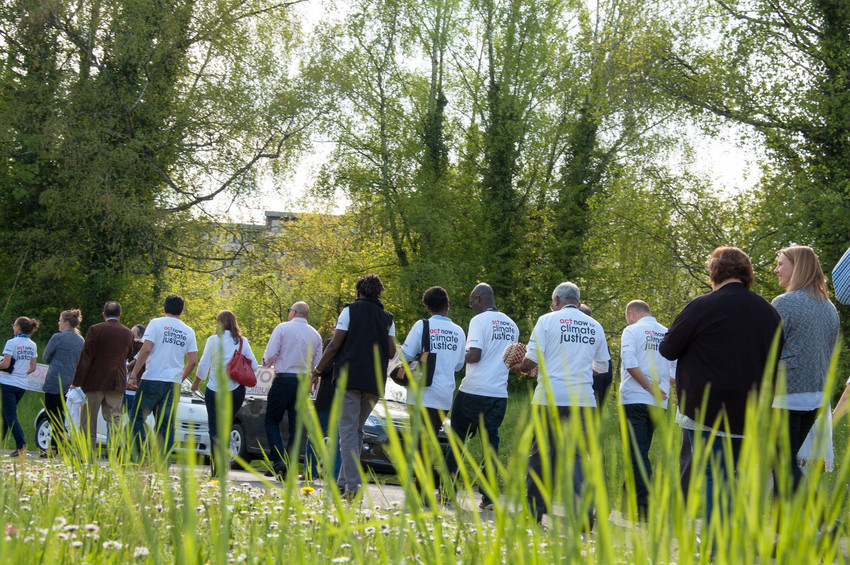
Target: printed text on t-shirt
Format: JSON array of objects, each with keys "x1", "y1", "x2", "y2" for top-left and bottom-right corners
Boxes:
[
  {"x1": 559, "y1": 318, "x2": 596, "y2": 345},
  {"x1": 429, "y1": 328, "x2": 460, "y2": 351},
  {"x1": 161, "y1": 327, "x2": 188, "y2": 348}
]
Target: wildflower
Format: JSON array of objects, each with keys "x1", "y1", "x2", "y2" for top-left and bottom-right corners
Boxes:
[
  {"x1": 5, "y1": 523, "x2": 16, "y2": 536},
  {"x1": 331, "y1": 558, "x2": 350, "y2": 563},
  {"x1": 301, "y1": 486, "x2": 315, "y2": 495},
  {"x1": 103, "y1": 541, "x2": 124, "y2": 550},
  {"x1": 71, "y1": 541, "x2": 83, "y2": 548},
  {"x1": 83, "y1": 524, "x2": 100, "y2": 534}
]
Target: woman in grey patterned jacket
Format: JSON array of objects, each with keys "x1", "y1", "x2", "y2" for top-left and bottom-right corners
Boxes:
[
  {"x1": 42, "y1": 309, "x2": 85, "y2": 456},
  {"x1": 772, "y1": 246, "x2": 839, "y2": 491}
]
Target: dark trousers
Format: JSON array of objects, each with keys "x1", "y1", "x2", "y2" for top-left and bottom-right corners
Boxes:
[
  {"x1": 132, "y1": 380, "x2": 178, "y2": 455},
  {"x1": 306, "y1": 408, "x2": 341, "y2": 480},
  {"x1": 0, "y1": 384, "x2": 26, "y2": 450},
  {"x1": 688, "y1": 429, "x2": 743, "y2": 527},
  {"x1": 445, "y1": 391, "x2": 507, "y2": 505},
  {"x1": 44, "y1": 392, "x2": 66, "y2": 449},
  {"x1": 526, "y1": 405, "x2": 595, "y2": 526},
  {"x1": 409, "y1": 405, "x2": 445, "y2": 495},
  {"x1": 777, "y1": 408, "x2": 818, "y2": 492},
  {"x1": 265, "y1": 374, "x2": 298, "y2": 468},
  {"x1": 679, "y1": 429, "x2": 692, "y2": 501},
  {"x1": 205, "y1": 385, "x2": 246, "y2": 476},
  {"x1": 592, "y1": 371, "x2": 613, "y2": 409},
  {"x1": 623, "y1": 403, "x2": 658, "y2": 508}
]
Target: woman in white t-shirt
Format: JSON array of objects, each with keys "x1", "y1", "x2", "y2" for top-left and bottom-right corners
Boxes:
[
  {"x1": 400, "y1": 286, "x2": 465, "y2": 496},
  {"x1": 0, "y1": 316, "x2": 40, "y2": 457},
  {"x1": 192, "y1": 310, "x2": 258, "y2": 477}
]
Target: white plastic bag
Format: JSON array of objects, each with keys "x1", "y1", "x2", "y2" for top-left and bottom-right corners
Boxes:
[
  {"x1": 796, "y1": 405, "x2": 834, "y2": 473},
  {"x1": 65, "y1": 387, "x2": 86, "y2": 431}
]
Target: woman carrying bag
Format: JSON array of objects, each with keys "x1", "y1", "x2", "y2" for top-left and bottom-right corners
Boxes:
[{"x1": 192, "y1": 310, "x2": 258, "y2": 477}]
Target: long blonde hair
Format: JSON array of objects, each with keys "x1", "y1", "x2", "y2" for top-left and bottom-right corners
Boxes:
[{"x1": 779, "y1": 245, "x2": 829, "y2": 302}]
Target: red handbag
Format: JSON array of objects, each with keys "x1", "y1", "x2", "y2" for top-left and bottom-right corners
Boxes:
[{"x1": 226, "y1": 338, "x2": 257, "y2": 387}]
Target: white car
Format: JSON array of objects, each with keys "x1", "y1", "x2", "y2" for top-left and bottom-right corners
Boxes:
[{"x1": 34, "y1": 381, "x2": 212, "y2": 456}]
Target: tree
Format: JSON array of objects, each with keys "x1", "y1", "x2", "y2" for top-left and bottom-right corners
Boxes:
[{"x1": 0, "y1": 0, "x2": 316, "y2": 329}]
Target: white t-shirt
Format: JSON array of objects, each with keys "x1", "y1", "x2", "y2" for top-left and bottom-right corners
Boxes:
[
  {"x1": 525, "y1": 305, "x2": 610, "y2": 407},
  {"x1": 141, "y1": 316, "x2": 198, "y2": 384},
  {"x1": 336, "y1": 306, "x2": 396, "y2": 336},
  {"x1": 1, "y1": 335, "x2": 37, "y2": 389},
  {"x1": 459, "y1": 310, "x2": 519, "y2": 398},
  {"x1": 401, "y1": 315, "x2": 466, "y2": 410},
  {"x1": 196, "y1": 330, "x2": 259, "y2": 392},
  {"x1": 619, "y1": 315, "x2": 676, "y2": 408}
]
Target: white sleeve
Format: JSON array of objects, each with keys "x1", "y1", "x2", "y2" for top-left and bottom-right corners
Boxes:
[
  {"x1": 466, "y1": 315, "x2": 484, "y2": 350},
  {"x1": 455, "y1": 328, "x2": 466, "y2": 371},
  {"x1": 388, "y1": 321, "x2": 395, "y2": 337},
  {"x1": 336, "y1": 307, "x2": 351, "y2": 331},
  {"x1": 186, "y1": 328, "x2": 198, "y2": 353},
  {"x1": 525, "y1": 320, "x2": 543, "y2": 363},
  {"x1": 400, "y1": 321, "x2": 423, "y2": 362},
  {"x1": 620, "y1": 326, "x2": 639, "y2": 369},
  {"x1": 196, "y1": 336, "x2": 214, "y2": 381},
  {"x1": 241, "y1": 337, "x2": 260, "y2": 371}
]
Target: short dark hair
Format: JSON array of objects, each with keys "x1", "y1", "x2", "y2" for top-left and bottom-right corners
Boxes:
[
  {"x1": 707, "y1": 246, "x2": 754, "y2": 289},
  {"x1": 103, "y1": 301, "x2": 122, "y2": 318},
  {"x1": 422, "y1": 286, "x2": 449, "y2": 312},
  {"x1": 163, "y1": 294, "x2": 185, "y2": 315},
  {"x1": 356, "y1": 274, "x2": 385, "y2": 299}
]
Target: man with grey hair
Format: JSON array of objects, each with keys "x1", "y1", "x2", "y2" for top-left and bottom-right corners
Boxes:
[
  {"x1": 512, "y1": 281, "x2": 610, "y2": 525},
  {"x1": 263, "y1": 301, "x2": 322, "y2": 478}
]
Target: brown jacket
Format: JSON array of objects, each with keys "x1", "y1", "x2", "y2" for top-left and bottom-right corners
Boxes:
[{"x1": 72, "y1": 319, "x2": 135, "y2": 393}]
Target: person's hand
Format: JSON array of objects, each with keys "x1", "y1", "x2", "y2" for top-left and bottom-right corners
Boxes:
[
  {"x1": 191, "y1": 379, "x2": 200, "y2": 392},
  {"x1": 509, "y1": 362, "x2": 524, "y2": 375},
  {"x1": 309, "y1": 374, "x2": 319, "y2": 391},
  {"x1": 127, "y1": 375, "x2": 139, "y2": 391}
]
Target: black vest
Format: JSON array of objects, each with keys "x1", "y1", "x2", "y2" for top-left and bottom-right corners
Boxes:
[{"x1": 334, "y1": 298, "x2": 394, "y2": 395}]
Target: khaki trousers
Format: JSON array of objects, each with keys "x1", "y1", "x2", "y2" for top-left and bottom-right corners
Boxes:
[{"x1": 81, "y1": 390, "x2": 124, "y2": 450}]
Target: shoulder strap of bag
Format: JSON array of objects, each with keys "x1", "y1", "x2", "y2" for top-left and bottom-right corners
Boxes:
[{"x1": 421, "y1": 318, "x2": 430, "y2": 353}]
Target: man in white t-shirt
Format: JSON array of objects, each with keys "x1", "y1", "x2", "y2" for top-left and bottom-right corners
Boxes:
[
  {"x1": 512, "y1": 282, "x2": 610, "y2": 525},
  {"x1": 129, "y1": 294, "x2": 198, "y2": 457},
  {"x1": 619, "y1": 299, "x2": 675, "y2": 517},
  {"x1": 444, "y1": 283, "x2": 518, "y2": 510}
]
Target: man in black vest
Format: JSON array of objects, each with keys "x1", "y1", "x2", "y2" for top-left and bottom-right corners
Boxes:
[{"x1": 311, "y1": 274, "x2": 396, "y2": 497}]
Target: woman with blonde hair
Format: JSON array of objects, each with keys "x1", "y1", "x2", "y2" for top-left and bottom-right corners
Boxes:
[
  {"x1": 41, "y1": 309, "x2": 85, "y2": 455},
  {"x1": 192, "y1": 310, "x2": 258, "y2": 476},
  {"x1": 772, "y1": 245, "x2": 839, "y2": 491},
  {"x1": 0, "y1": 316, "x2": 40, "y2": 457}
]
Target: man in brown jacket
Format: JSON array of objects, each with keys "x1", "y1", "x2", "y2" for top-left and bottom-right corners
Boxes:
[{"x1": 71, "y1": 301, "x2": 135, "y2": 450}]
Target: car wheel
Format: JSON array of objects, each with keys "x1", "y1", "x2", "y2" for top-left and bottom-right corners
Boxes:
[
  {"x1": 229, "y1": 423, "x2": 250, "y2": 468},
  {"x1": 35, "y1": 415, "x2": 52, "y2": 452}
]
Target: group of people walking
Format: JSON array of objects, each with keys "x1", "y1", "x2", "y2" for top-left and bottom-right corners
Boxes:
[{"x1": 2, "y1": 243, "x2": 849, "y2": 537}]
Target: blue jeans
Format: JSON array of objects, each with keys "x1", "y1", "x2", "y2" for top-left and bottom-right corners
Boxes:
[
  {"x1": 445, "y1": 391, "x2": 507, "y2": 505},
  {"x1": 205, "y1": 385, "x2": 246, "y2": 476},
  {"x1": 132, "y1": 380, "x2": 179, "y2": 456},
  {"x1": 1, "y1": 384, "x2": 26, "y2": 449},
  {"x1": 265, "y1": 374, "x2": 298, "y2": 468},
  {"x1": 624, "y1": 403, "x2": 659, "y2": 508},
  {"x1": 688, "y1": 429, "x2": 743, "y2": 527},
  {"x1": 305, "y1": 408, "x2": 341, "y2": 480}
]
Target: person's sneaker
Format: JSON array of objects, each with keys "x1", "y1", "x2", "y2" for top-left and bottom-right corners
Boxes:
[
  {"x1": 479, "y1": 500, "x2": 495, "y2": 511},
  {"x1": 9, "y1": 447, "x2": 27, "y2": 458}
]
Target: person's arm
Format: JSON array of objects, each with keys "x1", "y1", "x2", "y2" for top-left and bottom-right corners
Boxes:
[
  {"x1": 43, "y1": 335, "x2": 58, "y2": 364},
  {"x1": 71, "y1": 333, "x2": 96, "y2": 389},
  {"x1": 658, "y1": 300, "x2": 699, "y2": 361},
  {"x1": 834, "y1": 381, "x2": 850, "y2": 420},
  {"x1": 28, "y1": 356, "x2": 37, "y2": 374},
  {"x1": 387, "y1": 335, "x2": 396, "y2": 360},
  {"x1": 182, "y1": 351, "x2": 198, "y2": 381},
  {"x1": 0, "y1": 354, "x2": 10, "y2": 371},
  {"x1": 514, "y1": 356, "x2": 538, "y2": 375},
  {"x1": 311, "y1": 329, "x2": 347, "y2": 388},
  {"x1": 192, "y1": 340, "x2": 213, "y2": 392},
  {"x1": 262, "y1": 325, "x2": 281, "y2": 367},
  {"x1": 128, "y1": 340, "x2": 154, "y2": 389},
  {"x1": 465, "y1": 348, "x2": 482, "y2": 364}
]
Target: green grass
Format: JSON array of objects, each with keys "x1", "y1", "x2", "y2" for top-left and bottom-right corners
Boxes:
[{"x1": 0, "y1": 368, "x2": 848, "y2": 564}]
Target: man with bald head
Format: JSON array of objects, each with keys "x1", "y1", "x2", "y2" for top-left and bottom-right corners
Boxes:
[
  {"x1": 619, "y1": 299, "x2": 676, "y2": 518},
  {"x1": 263, "y1": 301, "x2": 322, "y2": 477},
  {"x1": 446, "y1": 283, "x2": 519, "y2": 509}
]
